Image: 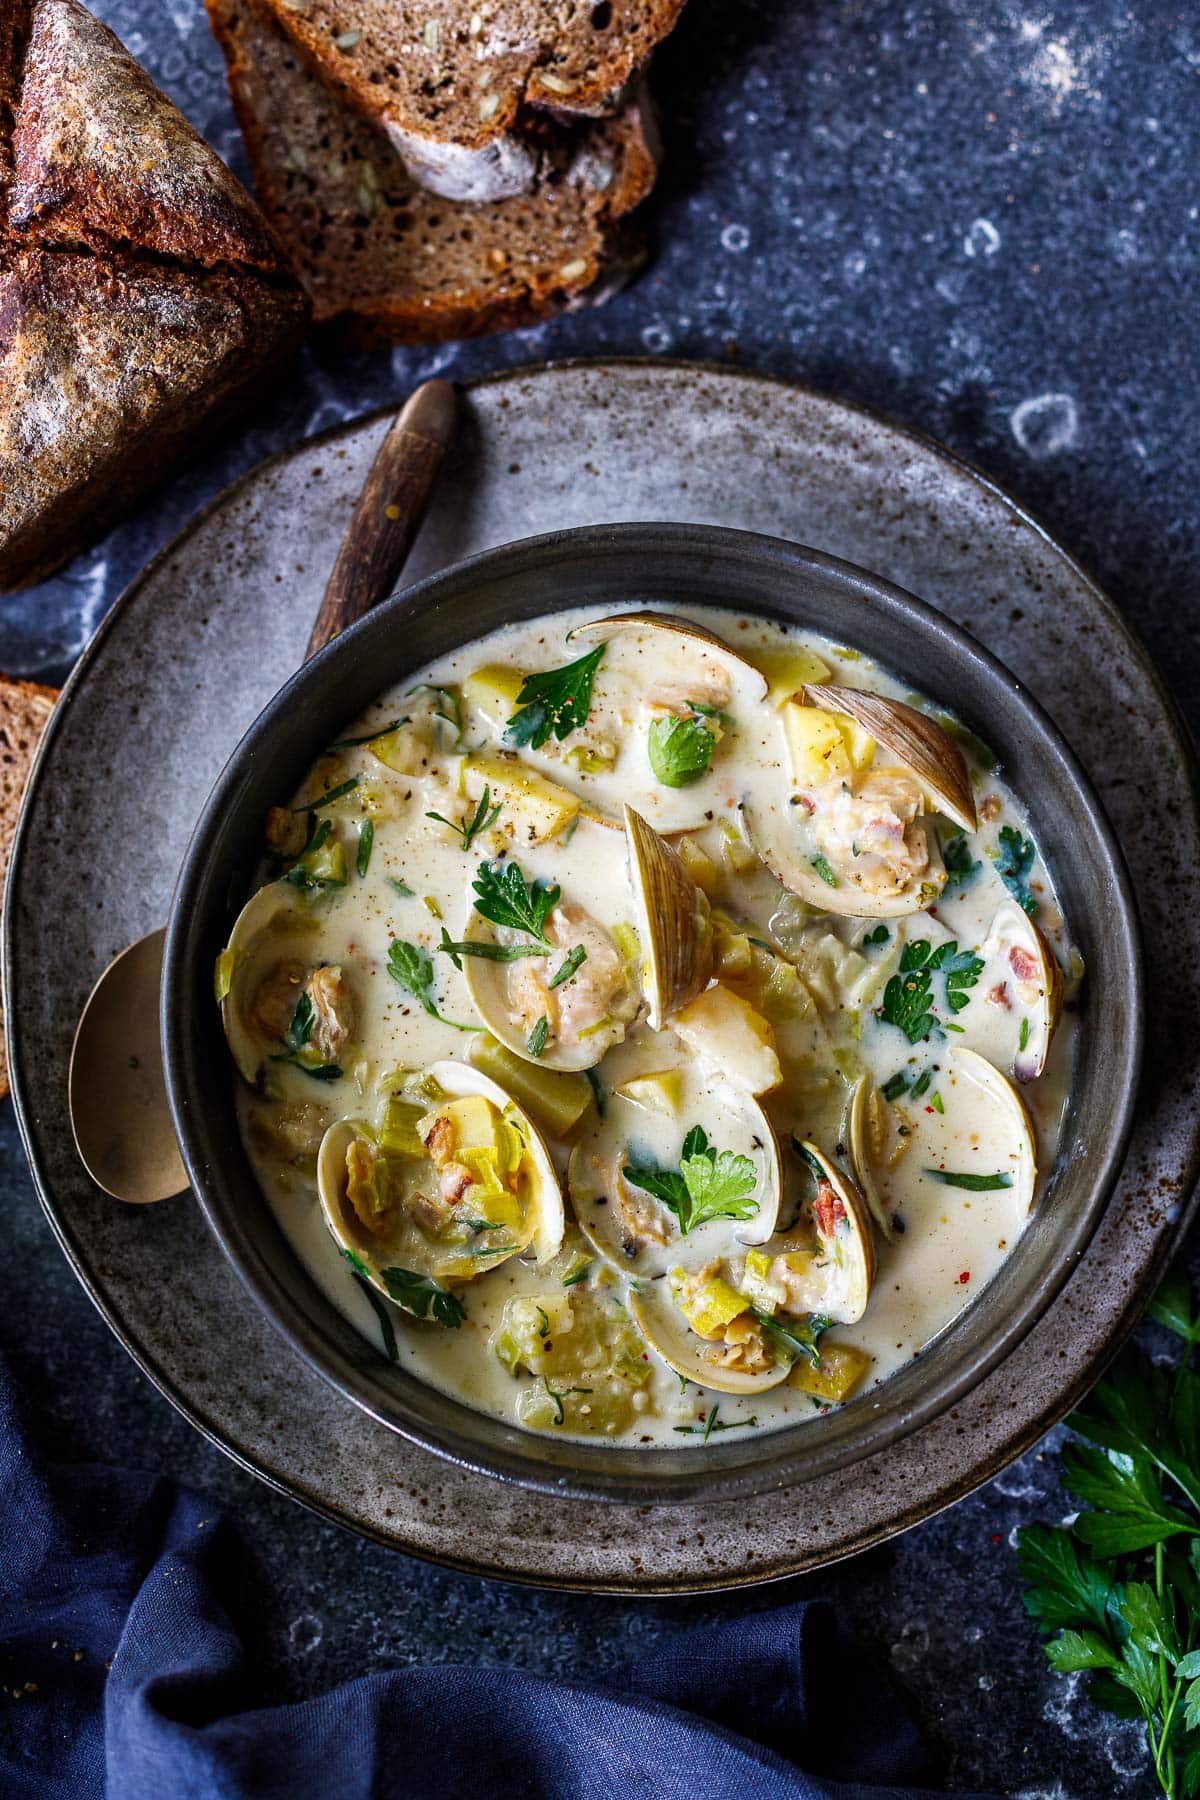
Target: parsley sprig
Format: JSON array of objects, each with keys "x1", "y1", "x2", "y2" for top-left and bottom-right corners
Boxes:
[
  {"x1": 472, "y1": 860, "x2": 559, "y2": 943},
  {"x1": 1019, "y1": 1271, "x2": 1200, "y2": 1799},
  {"x1": 624, "y1": 1125, "x2": 759, "y2": 1236},
  {"x1": 427, "y1": 785, "x2": 502, "y2": 852},
  {"x1": 386, "y1": 938, "x2": 480, "y2": 1032},
  {"x1": 878, "y1": 938, "x2": 985, "y2": 1043},
  {"x1": 997, "y1": 825, "x2": 1038, "y2": 915},
  {"x1": 504, "y1": 645, "x2": 605, "y2": 751}
]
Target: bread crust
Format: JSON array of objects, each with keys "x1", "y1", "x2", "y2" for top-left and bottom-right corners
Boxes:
[
  {"x1": 0, "y1": 0, "x2": 309, "y2": 592},
  {"x1": 209, "y1": 0, "x2": 658, "y2": 346},
  {"x1": 0, "y1": 670, "x2": 58, "y2": 1096}
]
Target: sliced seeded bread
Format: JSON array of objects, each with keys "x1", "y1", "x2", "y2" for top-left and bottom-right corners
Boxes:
[
  {"x1": 0, "y1": 0, "x2": 309, "y2": 591},
  {"x1": 256, "y1": 0, "x2": 684, "y2": 200},
  {"x1": 208, "y1": 0, "x2": 659, "y2": 345},
  {"x1": 0, "y1": 674, "x2": 57, "y2": 1096}
]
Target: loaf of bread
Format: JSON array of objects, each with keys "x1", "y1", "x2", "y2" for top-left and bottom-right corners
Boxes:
[
  {"x1": 0, "y1": 675, "x2": 57, "y2": 1096},
  {"x1": 209, "y1": 0, "x2": 659, "y2": 344},
  {"x1": 0, "y1": 0, "x2": 309, "y2": 592},
  {"x1": 254, "y1": 0, "x2": 685, "y2": 201}
]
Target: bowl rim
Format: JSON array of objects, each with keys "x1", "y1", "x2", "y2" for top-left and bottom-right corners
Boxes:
[{"x1": 161, "y1": 520, "x2": 1144, "y2": 1504}]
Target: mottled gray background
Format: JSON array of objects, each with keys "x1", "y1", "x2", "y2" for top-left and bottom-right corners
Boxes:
[{"x1": 3, "y1": 1, "x2": 1198, "y2": 1792}]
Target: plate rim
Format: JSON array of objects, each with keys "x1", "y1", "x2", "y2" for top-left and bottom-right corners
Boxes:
[{"x1": 7, "y1": 354, "x2": 1197, "y2": 1590}]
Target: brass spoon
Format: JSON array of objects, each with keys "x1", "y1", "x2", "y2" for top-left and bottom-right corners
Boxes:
[{"x1": 68, "y1": 379, "x2": 458, "y2": 1204}]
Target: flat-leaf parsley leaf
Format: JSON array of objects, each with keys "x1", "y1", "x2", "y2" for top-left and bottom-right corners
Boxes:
[
  {"x1": 625, "y1": 1124, "x2": 759, "y2": 1236},
  {"x1": 504, "y1": 645, "x2": 605, "y2": 751},
  {"x1": 387, "y1": 938, "x2": 479, "y2": 1032},
  {"x1": 472, "y1": 860, "x2": 559, "y2": 943}
]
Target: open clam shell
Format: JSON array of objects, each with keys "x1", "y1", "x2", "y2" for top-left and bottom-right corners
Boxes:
[
  {"x1": 317, "y1": 1059, "x2": 564, "y2": 1293},
  {"x1": 569, "y1": 610, "x2": 770, "y2": 700},
  {"x1": 567, "y1": 1063, "x2": 782, "y2": 1278},
  {"x1": 847, "y1": 1074, "x2": 900, "y2": 1244},
  {"x1": 795, "y1": 1140, "x2": 876, "y2": 1325},
  {"x1": 852, "y1": 1047, "x2": 1037, "y2": 1233},
  {"x1": 628, "y1": 1284, "x2": 792, "y2": 1396},
  {"x1": 560, "y1": 610, "x2": 769, "y2": 832},
  {"x1": 745, "y1": 790, "x2": 949, "y2": 919},
  {"x1": 798, "y1": 685, "x2": 978, "y2": 832},
  {"x1": 463, "y1": 897, "x2": 639, "y2": 1073},
  {"x1": 624, "y1": 804, "x2": 713, "y2": 1030},
  {"x1": 218, "y1": 880, "x2": 327, "y2": 1085},
  {"x1": 979, "y1": 900, "x2": 1064, "y2": 1082}
]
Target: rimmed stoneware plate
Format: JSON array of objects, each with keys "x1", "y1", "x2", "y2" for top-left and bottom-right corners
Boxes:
[{"x1": 7, "y1": 359, "x2": 1198, "y2": 1590}]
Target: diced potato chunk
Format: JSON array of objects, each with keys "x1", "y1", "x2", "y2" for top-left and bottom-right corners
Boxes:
[
  {"x1": 468, "y1": 1035, "x2": 592, "y2": 1138},
  {"x1": 781, "y1": 701, "x2": 875, "y2": 789},
  {"x1": 672, "y1": 985, "x2": 782, "y2": 1095},
  {"x1": 369, "y1": 723, "x2": 432, "y2": 776},
  {"x1": 672, "y1": 1269, "x2": 747, "y2": 1337},
  {"x1": 787, "y1": 1341, "x2": 873, "y2": 1403},
  {"x1": 462, "y1": 752, "x2": 580, "y2": 847},
  {"x1": 747, "y1": 645, "x2": 833, "y2": 705},
  {"x1": 614, "y1": 1069, "x2": 683, "y2": 1114},
  {"x1": 462, "y1": 664, "x2": 526, "y2": 734}
]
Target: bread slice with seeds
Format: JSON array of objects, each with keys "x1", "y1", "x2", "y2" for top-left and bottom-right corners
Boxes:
[
  {"x1": 0, "y1": 674, "x2": 57, "y2": 1097},
  {"x1": 208, "y1": 0, "x2": 659, "y2": 345},
  {"x1": 255, "y1": 0, "x2": 683, "y2": 200}
]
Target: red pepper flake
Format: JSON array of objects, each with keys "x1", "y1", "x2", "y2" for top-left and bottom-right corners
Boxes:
[
  {"x1": 924, "y1": 1105, "x2": 935, "y2": 1114},
  {"x1": 958, "y1": 1270, "x2": 971, "y2": 1285},
  {"x1": 991, "y1": 1533, "x2": 1001, "y2": 1544}
]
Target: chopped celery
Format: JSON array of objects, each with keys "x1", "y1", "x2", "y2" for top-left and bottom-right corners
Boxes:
[{"x1": 468, "y1": 1034, "x2": 592, "y2": 1138}]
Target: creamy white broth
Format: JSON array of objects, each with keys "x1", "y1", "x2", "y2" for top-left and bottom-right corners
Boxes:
[{"x1": 228, "y1": 603, "x2": 1079, "y2": 1449}]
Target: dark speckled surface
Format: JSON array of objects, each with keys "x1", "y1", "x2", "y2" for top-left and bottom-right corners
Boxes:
[{"x1": 2, "y1": 1, "x2": 1197, "y2": 1792}]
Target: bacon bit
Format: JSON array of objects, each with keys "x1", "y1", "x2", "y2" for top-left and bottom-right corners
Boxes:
[
  {"x1": 958, "y1": 1270, "x2": 971, "y2": 1284},
  {"x1": 1009, "y1": 945, "x2": 1039, "y2": 982},
  {"x1": 987, "y1": 981, "x2": 1011, "y2": 1009},
  {"x1": 813, "y1": 1179, "x2": 847, "y2": 1238}
]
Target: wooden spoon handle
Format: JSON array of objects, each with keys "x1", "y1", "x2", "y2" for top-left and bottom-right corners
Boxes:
[{"x1": 304, "y1": 379, "x2": 457, "y2": 662}]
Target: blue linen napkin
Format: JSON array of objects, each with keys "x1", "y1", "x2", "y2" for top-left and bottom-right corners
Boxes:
[{"x1": 0, "y1": 1357, "x2": 990, "y2": 1799}]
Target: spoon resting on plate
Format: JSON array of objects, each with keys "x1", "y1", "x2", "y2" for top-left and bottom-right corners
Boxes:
[{"x1": 68, "y1": 379, "x2": 458, "y2": 1205}]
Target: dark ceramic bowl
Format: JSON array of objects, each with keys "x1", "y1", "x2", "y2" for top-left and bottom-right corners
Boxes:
[{"x1": 162, "y1": 523, "x2": 1142, "y2": 1504}]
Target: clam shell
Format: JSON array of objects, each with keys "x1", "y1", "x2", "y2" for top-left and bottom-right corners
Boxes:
[
  {"x1": 744, "y1": 791, "x2": 948, "y2": 919},
  {"x1": 569, "y1": 611, "x2": 769, "y2": 700},
  {"x1": 316, "y1": 1059, "x2": 564, "y2": 1294},
  {"x1": 949, "y1": 1046, "x2": 1038, "y2": 1216},
  {"x1": 982, "y1": 900, "x2": 1064, "y2": 1082},
  {"x1": 847, "y1": 1073, "x2": 900, "y2": 1244},
  {"x1": 562, "y1": 611, "x2": 768, "y2": 832},
  {"x1": 624, "y1": 804, "x2": 713, "y2": 1030},
  {"x1": 796, "y1": 1140, "x2": 876, "y2": 1325},
  {"x1": 462, "y1": 904, "x2": 637, "y2": 1073},
  {"x1": 628, "y1": 1285, "x2": 792, "y2": 1396},
  {"x1": 567, "y1": 1068, "x2": 782, "y2": 1278},
  {"x1": 798, "y1": 685, "x2": 978, "y2": 832},
  {"x1": 218, "y1": 879, "x2": 324, "y2": 1085}
]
